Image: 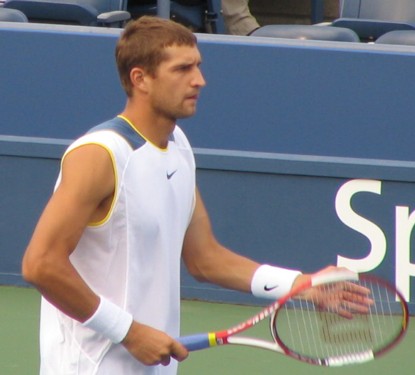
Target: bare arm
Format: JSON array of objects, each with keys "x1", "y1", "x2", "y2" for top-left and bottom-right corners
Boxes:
[
  {"x1": 182, "y1": 189, "x2": 345, "y2": 298},
  {"x1": 22, "y1": 144, "x2": 187, "y2": 366},
  {"x1": 182, "y1": 188, "x2": 260, "y2": 292},
  {"x1": 22, "y1": 144, "x2": 114, "y2": 320}
]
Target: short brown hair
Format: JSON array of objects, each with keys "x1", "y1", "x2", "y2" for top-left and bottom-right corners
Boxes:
[{"x1": 115, "y1": 16, "x2": 198, "y2": 97}]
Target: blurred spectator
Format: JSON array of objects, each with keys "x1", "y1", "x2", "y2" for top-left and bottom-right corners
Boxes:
[{"x1": 222, "y1": 0, "x2": 260, "y2": 35}]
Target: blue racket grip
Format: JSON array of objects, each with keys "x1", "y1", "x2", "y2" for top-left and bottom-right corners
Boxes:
[{"x1": 177, "y1": 333, "x2": 214, "y2": 351}]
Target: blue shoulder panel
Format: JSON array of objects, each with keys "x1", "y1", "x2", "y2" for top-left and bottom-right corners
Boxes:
[{"x1": 87, "y1": 117, "x2": 145, "y2": 151}]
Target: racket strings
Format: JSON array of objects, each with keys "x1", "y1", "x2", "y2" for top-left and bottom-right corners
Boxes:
[{"x1": 272, "y1": 278, "x2": 406, "y2": 364}]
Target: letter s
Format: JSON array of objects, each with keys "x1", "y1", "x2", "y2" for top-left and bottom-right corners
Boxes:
[{"x1": 335, "y1": 179, "x2": 386, "y2": 272}]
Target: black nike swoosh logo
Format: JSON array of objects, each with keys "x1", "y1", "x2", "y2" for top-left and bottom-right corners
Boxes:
[
  {"x1": 264, "y1": 284, "x2": 279, "y2": 292},
  {"x1": 167, "y1": 170, "x2": 177, "y2": 179}
]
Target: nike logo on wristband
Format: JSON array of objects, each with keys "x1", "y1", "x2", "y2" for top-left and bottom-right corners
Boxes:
[{"x1": 264, "y1": 284, "x2": 279, "y2": 292}]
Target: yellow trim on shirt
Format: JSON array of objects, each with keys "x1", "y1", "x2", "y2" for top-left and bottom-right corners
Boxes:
[
  {"x1": 62, "y1": 141, "x2": 118, "y2": 227},
  {"x1": 117, "y1": 114, "x2": 169, "y2": 152},
  {"x1": 89, "y1": 143, "x2": 117, "y2": 227}
]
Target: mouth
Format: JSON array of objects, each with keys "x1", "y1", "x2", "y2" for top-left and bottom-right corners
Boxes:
[{"x1": 186, "y1": 93, "x2": 199, "y2": 101}]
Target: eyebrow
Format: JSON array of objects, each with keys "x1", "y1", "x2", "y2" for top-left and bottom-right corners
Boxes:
[{"x1": 171, "y1": 57, "x2": 202, "y2": 70}]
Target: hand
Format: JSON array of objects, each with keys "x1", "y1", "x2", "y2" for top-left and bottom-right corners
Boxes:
[
  {"x1": 292, "y1": 266, "x2": 374, "y2": 319},
  {"x1": 291, "y1": 265, "x2": 338, "y2": 289},
  {"x1": 309, "y1": 278, "x2": 373, "y2": 319},
  {"x1": 122, "y1": 321, "x2": 188, "y2": 366}
]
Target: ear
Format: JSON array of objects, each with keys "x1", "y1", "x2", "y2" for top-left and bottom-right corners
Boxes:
[{"x1": 130, "y1": 67, "x2": 148, "y2": 93}]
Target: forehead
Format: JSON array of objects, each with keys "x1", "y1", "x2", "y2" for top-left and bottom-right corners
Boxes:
[{"x1": 161, "y1": 44, "x2": 202, "y2": 65}]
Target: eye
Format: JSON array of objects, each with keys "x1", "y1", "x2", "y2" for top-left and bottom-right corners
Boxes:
[{"x1": 178, "y1": 64, "x2": 192, "y2": 72}]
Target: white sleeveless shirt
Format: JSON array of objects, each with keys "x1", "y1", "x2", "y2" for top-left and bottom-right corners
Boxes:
[{"x1": 40, "y1": 117, "x2": 196, "y2": 375}]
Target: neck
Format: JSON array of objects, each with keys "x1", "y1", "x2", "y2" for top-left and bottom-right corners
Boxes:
[{"x1": 120, "y1": 103, "x2": 175, "y2": 149}]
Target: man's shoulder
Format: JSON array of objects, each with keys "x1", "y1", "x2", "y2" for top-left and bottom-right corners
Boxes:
[{"x1": 86, "y1": 117, "x2": 146, "y2": 151}]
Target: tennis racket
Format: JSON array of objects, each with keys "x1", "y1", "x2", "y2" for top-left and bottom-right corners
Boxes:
[{"x1": 178, "y1": 269, "x2": 409, "y2": 367}]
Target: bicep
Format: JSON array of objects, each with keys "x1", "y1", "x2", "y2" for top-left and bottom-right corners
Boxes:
[
  {"x1": 21, "y1": 144, "x2": 114, "y2": 320},
  {"x1": 25, "y1": 144, "x2": 115, "y2": 258}
]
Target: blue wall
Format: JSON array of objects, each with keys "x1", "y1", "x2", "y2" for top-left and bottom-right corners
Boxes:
[
  {"x1": 2, "y1": 23, "x2": 415, "y2": 161},
  {"x1": 2, "y1": 136, "x2": 415, "y2": 312},
  {"x1": 1, "y1": 23, "x2": 415, "y2": 312}
]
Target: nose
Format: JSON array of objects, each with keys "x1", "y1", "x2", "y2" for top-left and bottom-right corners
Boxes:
[{"x1": 192, "y1": 67, "x2": 206, "y2": 88}]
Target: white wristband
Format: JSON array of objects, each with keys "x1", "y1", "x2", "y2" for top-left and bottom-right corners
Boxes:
[
  {"x1": 82, "y1": 297, "x2": 133, "y2": 344},
  {"x1": 251, "y1": 264, "x2": 302, "y2": 299}
]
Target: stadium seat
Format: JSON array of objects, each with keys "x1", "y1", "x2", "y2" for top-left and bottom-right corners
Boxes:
[
  {"x1": 127, "y1": 0, "x2": 225, "y2": 34},
  {"x1": 250, "y1": 25, "x2": 360, "y2": 43},
  {"x1": 3, "y1": 0, "x2": 131, "y2": 27},
  {"x1": 0, "y1": 7, "x2": 28, "y2": 21},
  {"x1": 310, "y1": 0, "x2": 324, "y2": 24},
  {"x1": 129, "y1": 0, "x2": 322, "y2": 33},
  {"x1": 331, "y1": 0, "x2": 415, "y2": 42},
  {"x1": 375, "y1": 30, "x2": 415, "y2": 46}
]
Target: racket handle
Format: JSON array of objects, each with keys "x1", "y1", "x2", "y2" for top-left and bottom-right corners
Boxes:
[{"x1": 177, "y1": 333, "x2": 214, "y2": 351}]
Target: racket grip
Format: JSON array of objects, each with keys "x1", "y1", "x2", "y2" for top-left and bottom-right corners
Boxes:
[{"x1": 177, "y1": 333, "x2": 213, "y2": 351}]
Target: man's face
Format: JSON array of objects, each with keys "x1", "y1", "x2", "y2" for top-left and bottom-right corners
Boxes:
[{"x1": 147, "y1": 44, "x2": 206, "y2": 121}]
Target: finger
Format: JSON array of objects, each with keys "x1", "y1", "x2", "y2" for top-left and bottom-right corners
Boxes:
[
  {"x1": 343, "y1": 291, "x2": 374, "y2": 309},
  {"x1": 160, "y1": 355, "x2": 171, "y2": 366},
  {"x1": 171, "y1": 340, "x2": 189, "y2": 362},
  {"x1": 343, "y1": 281, "x2": 372, "y2": 296},
  {"x1": 340, "y1": 300, "x2": 371, "y2": 315},
  {"x1": 337, "y1": 308, "x2": 354, "y2": 319}
]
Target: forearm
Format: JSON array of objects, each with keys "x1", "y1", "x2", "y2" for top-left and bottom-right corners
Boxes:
[
  {"x1": 184, "y1": 188, "x2": 302, "y2": 298},
  {"x1": 184, "y1": 242, "x2": 302, "y2": 298},
  {"x1": 23, "y1": 246, "x2": 136, "y2": 346},
  {"x1": 187, "y1": 245, "x2": 259, "y2": 293},
  {"x1": 23, "y1": 246, "x2": 99, "y2": 322}
]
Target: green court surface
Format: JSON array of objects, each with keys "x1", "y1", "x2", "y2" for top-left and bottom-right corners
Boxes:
[{"x1": 1, "y1": 286, "x2": 414, "y2": 375}]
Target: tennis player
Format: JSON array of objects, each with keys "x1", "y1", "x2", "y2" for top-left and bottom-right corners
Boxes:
[{"x1": 23, "y1": 16, "x2": 339, "y2": 375}]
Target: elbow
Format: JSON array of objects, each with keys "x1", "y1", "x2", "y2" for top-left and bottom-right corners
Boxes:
[
  {"x1": 187, "y1": 267, "x2": 207, "y2": 283},
  {"x1": 183, "y1": 258, "x2": 211, "y2": 283},
  {"x1": 21, "y1": 250, "x2": 40, "y2": 286},
  {"x1": 21, "y1": 247, "x2": 52, "y2": 287}
]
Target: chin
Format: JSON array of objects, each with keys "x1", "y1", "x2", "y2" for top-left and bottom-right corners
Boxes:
[{"x1": 177, "y1": 109, "x2": 197, "y2": 119}]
